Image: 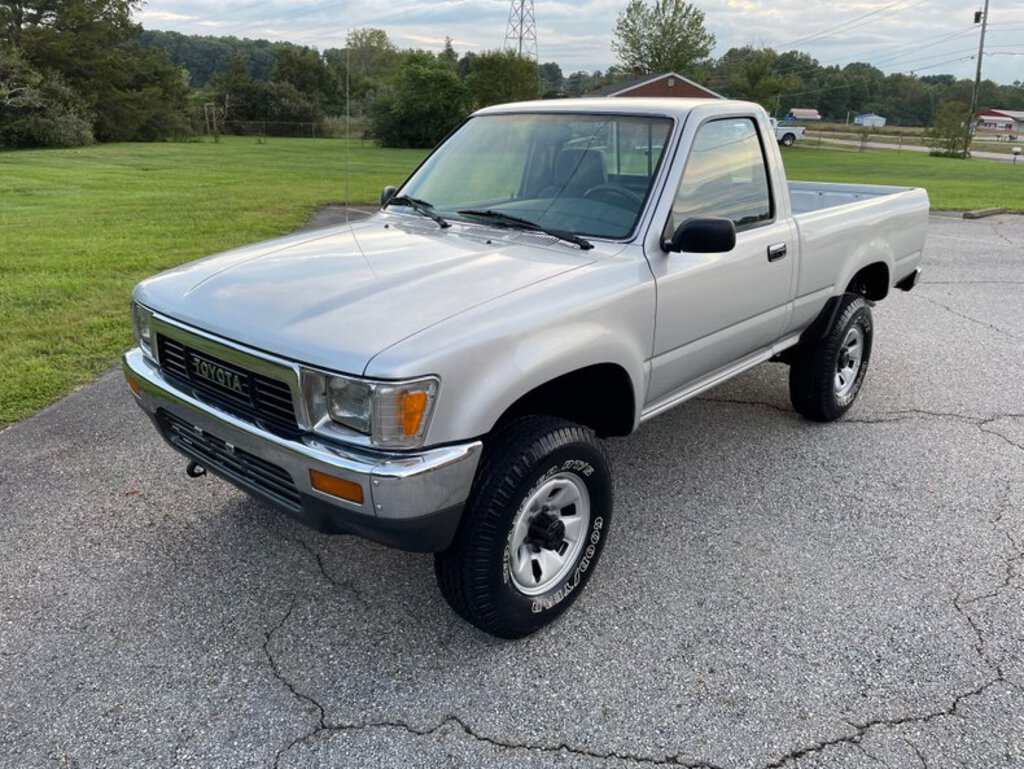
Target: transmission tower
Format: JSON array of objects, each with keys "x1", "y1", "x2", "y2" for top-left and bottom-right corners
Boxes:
[{"x1": 504, "y1": 0, "x2": 538, "y2": 61}]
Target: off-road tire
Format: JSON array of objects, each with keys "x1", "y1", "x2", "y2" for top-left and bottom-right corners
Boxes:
[
  {"x1": 434, "y1": 416, "x2": 612, "y2": 639},
  {"x1": 789, "y1": 293, "x2": 873, "y2": 422}
]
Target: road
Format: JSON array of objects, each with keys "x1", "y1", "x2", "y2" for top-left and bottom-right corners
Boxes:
[
  {"x1": 809, "y1": 134, "x2": 1024, "y2": 164},
  {"x1": 2, "y1": 214, "x2": 1023, "y2": 769}
]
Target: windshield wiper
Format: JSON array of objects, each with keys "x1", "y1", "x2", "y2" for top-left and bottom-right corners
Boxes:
[
  {"x1": 457, "y1": 209, "x2": 593, "y2": 251},
  {"x1": 385, "y1": 195, "x2": 450, "y2": 228}
]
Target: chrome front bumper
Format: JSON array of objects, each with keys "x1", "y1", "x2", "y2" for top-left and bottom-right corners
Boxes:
[{"x1": 123, "y1": 348, "x2": 482, "y2": 552}]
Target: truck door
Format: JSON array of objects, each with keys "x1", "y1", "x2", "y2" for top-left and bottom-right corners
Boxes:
[{"x1": 646, "y1": 116, "x2": 795, "y2": 405}]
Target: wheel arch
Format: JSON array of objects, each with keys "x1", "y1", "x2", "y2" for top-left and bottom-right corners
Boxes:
[
  {"x1": 845, "y1": 261, "x2": 890, "y2": 300},
  {"x1": 492, "y1": 362, "x2": 637, "y2": 438}
]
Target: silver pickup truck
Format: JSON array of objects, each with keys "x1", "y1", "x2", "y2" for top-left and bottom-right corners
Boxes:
[{"x1": 124, "y1": 98, "x2": 928, "y2": 638}]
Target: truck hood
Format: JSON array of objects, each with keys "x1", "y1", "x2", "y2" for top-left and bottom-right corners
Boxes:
[{"x1": 135, "y1": 215, "x2": 596, "y2": 374}]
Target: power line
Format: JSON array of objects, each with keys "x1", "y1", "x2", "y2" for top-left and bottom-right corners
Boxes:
[{"x1": 774, "y1": 0, "x2": 934, "y2": 49}]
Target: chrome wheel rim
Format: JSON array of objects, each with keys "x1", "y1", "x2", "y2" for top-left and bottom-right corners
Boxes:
[
  {"x1": 835, "y1": 326, "x2": 864, "y2": 399},
  {"x1": 507, "y1": 472, "x2": 591, "y2": 596}
]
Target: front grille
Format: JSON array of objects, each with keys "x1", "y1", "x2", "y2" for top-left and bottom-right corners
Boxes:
[
  {"x1": 157, "y1": 335, "x2": 299, "y2": 436},
  {"x1": 158, "y1": 410, "x2": 302, "y2": 512}
]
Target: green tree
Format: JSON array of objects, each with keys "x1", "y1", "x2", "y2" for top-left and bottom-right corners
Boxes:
[
  {"x1": 345, "y1": 27, "x2": 396, "y2": 81},
  {"x1": 538, "y1": 61, "x2": 563, "y2": 97},
  {"x1": 462, "y1": 49, "x2": 537, "y2": 108},
  {"x1": 713, "y1": 47, "x2": 798, "y2": 112},
  {"x1": 926, "y1": 100, "x2": 969, "y2": 157},
  {"x1": 273, "y1": 43, "x2": 340, "y2": 112},
  {"x1": 438, "y1": 36, "x2": 457, "y2": 67},
  {"x1": 611, "y1": 0, "x2": 715, "y2": 77},
  {"x1": 2, "y1": 0, "x2": 188, "y2": 142},
  {"x1": 0, "y1": 44, "x2": 93, "y2": 147},
  {"x1": 370, "y1": 50, "x2": 471, "y2": 148},
  {"x1": 93, "y1": 45, "x2": 189, "y2": 140}
]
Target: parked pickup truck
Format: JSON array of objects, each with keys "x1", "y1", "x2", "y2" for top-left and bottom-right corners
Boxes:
[
  {"x1": 770, "y1": 117, "x2": 805, "y2": 146},
  {"x1": 124, "y1": 98, "x2": 927, "y2": 638}
]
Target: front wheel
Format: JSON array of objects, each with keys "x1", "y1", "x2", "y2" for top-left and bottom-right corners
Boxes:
[
  {"x1": 789, "y1": 294, "x2": 873, "y2": 421},
  {"x1": 434, "y1": 416, "x2": 612, "y2": 638}
]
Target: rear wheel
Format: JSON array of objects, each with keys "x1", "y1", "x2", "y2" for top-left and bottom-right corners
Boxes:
[
  {"x1": 789, "y1": 294, "x2": 873, "y2": 421},
  {"x1": 781, "y1": 133, "x2": 796, "y2": 147},
  {"x1": 434, "y1": 416, "x2": 612, "y2": 638}
]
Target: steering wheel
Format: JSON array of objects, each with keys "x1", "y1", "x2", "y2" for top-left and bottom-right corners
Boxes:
[{"x1": 582, "y1": 183, "x2": 644, "y2": 208}]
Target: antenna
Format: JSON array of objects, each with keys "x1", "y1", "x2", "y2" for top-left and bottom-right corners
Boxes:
[
  {"x1": 504, "y1": 0, "x2": 538, "y2": 61},
  {"x1": 345, "y1": 30, "x2": 351, "y2": 219}
]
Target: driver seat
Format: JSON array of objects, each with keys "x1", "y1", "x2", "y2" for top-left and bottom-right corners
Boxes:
[{"x1": 543, "y1": 148, "x2": 607, "y2": 198}]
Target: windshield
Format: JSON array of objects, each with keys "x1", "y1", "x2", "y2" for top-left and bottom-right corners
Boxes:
[{"x1": 398, "y1": 113, "x2": 674, "y2": 240}]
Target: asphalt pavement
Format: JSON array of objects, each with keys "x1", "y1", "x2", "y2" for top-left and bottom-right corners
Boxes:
[{"x1": 2, "y1": 214, "x2": 1022, "y2": 769}]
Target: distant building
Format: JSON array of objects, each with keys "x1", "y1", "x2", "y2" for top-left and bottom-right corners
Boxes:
[
  {"x1": 587, "y1": 72, "x2": 723, "y2": 100},
  {"x1": 974, "y1": 109, "x2": 1024, "y2": 131},
  {"x1": 854, "y1": 113, "x2": 887, "y2": 128},
  {"x1": 788, "y1": 108, "x2": 821, "y2": 121}
]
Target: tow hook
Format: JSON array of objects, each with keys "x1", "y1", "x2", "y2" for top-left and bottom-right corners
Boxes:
[{"x1": 186, "y1": 461, "x2": 207, "y2": 478}]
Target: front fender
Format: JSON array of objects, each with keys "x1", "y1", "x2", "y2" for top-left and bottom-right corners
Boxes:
[{"x1": 365, "y1": 254, "x2": 656, "y2": 446}]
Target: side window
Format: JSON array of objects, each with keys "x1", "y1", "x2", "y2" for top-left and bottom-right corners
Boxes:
[{"x1": 667, "y1": 118, "x2": 773, "y2": 236}]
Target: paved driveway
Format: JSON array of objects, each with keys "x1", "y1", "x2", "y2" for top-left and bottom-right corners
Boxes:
[{"x1": 2, "y1": 215, "x2": 1022, "y2": 769}]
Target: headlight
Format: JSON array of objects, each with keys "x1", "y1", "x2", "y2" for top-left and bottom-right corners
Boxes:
[
  {"x1": 302, "y1": 369, "x2": 439, "y2": 449},
  {"x1": 326, "y1": 377, "x2": 373, "y2": 433},
  {"x1": 131, "y1": 301, "x2": 154, "y2": 357}
]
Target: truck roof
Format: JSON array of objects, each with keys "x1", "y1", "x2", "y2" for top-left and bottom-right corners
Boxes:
[{"x1": 474, "y1": 97, "x2": 761, "y2": 120}]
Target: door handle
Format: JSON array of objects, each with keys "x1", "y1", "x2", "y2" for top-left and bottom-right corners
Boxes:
[{"x1": 767, "y1": 243, "x2": 788, "y2": 262}]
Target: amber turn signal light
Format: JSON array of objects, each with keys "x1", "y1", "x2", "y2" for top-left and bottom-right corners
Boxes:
[
  {"x1": 402, "y1": 391, "x2": 429, "y2": 437},
  {"x1": 126, "y1": 373, "x2": 141, "y2": 398},
  {"x1": 309, "y1": 470, "x2": 364, "y2": 504}
]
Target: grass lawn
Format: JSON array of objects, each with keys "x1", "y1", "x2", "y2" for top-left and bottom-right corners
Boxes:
[
  {"x1": 1, "y1": 136, "x2": 1019, "y2": 427},
  {"x1": 0, "y1": 137, "x2": 426, "y2": 427},
  {"x1": 782, "y1": 144, "x2": 1024, "y2": 210}
]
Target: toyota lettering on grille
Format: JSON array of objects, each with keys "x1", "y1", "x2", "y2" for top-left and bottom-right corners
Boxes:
[{"x1": 189, "y1": 355, "x2": 248, "y2": 396}]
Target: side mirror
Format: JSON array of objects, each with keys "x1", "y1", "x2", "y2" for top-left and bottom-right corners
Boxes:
[
  {"x1": 664, "y1": 217, "x2": 736, "y2": 253},
  {"x1": 380, "y1": 185, "x2": 397, "y2": 208}
]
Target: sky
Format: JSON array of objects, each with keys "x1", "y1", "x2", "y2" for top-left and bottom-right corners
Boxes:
[{"x1": 137, "y1": 0, "x2": 1024, "y2": 86}]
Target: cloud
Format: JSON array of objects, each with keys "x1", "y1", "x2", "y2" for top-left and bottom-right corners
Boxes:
[{"x1": 138, "y1": 10, "x2": 199, "y2": 22}]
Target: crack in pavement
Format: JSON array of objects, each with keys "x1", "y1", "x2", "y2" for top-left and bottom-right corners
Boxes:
[
  {"x1": 991, "y1": 224, "x2": 1018, "y2": 248},
  {"x1": 291, "y1": 537, "x2": 372, "y2": 610},
  {"x1": 904, "y1": 738, "x2": 929, "y2": 769},
  {"x1": 263, "y1": 602, "x2": 327, "y2": 769},
  {"x1": 262, "y1": 602, "x2": 725, "y2": 768},
  {"x1": 760, "y1": 679, "x2": 1003, "y2": 768},
  {"x1": 276, "y1": 715, "x2": 727, "y2": 768},
  {"x1": 262, "y1": 605, "x2": 725, "y2": 768},
  {"x1": 911, "y1": 292, "x2": 1023, "y2": 342},
  {"x1": 700, "y1": 398, "x2": 1024, "y2": 456}
]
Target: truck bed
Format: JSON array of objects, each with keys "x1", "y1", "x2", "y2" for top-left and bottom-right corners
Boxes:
[
  {"x1": 782, "y1": 180, "x2": 930, "y2": 338},
  {"x1": 788, "y1": 181, "x2": 921, "y2": 214}
]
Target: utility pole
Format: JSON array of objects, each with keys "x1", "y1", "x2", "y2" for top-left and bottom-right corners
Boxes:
[{"x1": 965, "y1": 0, "x2": 990, "y2": 157}]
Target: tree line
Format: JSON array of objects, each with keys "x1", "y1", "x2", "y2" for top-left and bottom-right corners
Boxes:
[{"x1": 3, "y1": 0, "x2": 1022, "y2": 150}]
